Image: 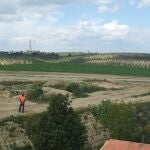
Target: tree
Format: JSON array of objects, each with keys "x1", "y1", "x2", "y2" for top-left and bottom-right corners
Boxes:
[
  {"x1": 31, "y1": 94, "x2": 86, "y2": 150},
  {"x1": 90, "y1": 101, "x2": 138, "y2": 141}
]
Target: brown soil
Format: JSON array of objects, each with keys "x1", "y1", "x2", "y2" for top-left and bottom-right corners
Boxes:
[{"x1": 0, "y1": 71, "x2": 150, "y2": 119}]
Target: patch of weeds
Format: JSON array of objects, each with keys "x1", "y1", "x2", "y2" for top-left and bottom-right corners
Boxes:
[
  {"x1": 27, "y1": 86, "x2": 44, "y2": 102},
  {"x1": 65, "y1": 82, "x2": 82, "y2": 97},
  {"x1": 83, "y1": 79, "x2": 111, "y2": 83},
  {"x1": 80, "y1": 83, "x2": 101, "y2": 93},
  {"x1": 0, "y1": 81, "x2": 34, "y2": 86},
  {"x1": 131, "y1": 91, "x2": 150, "y2": 98},
  {"x1": 76, "y1": 107, "x2": 90, "y2": 114},
  {"x1": 10, "y1": 90, "x2": 19, "y2": 96},
  {"x1": 108, "y1": 87, "x2": 123, "y2": 91},
  {"x1": 0, "y1": 120, "x2": 6, "y2": 126},
  {"x1": 65, "y1": 82, "x2": 102, "y2": 98},
  {"x1": 9, "y1": 126, "x2": 16, "y2": 133},
  {"x1": 39, "y1": 95, "x2": 52, "y2": 103},
  {"x1": 0, "y1": 115, "x2": 26, "y2": 126},
  {"x1": 49, "y1": 81, "x2": 102, "y2": 98},
  {"x1": 97, "y1": 86, "x2": 107, "y2": 91},
  {"x1": 0, "y1": 81, "x2": 45, "y2": 93},
  {"x1": 50, "y1": 81, "x2": 66, "y2": 90},
  {"x1": 12, "y1": 143, "x2": 32, "y2": 150}
]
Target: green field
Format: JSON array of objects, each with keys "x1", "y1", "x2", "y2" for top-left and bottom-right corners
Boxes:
[{"x1": 0, "y1": 62, "x2": 150, "y2": 77}]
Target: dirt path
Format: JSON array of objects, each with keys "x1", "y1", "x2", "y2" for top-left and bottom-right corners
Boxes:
[
  {"x1": 0, "y1": 71, "x2": 150, "y2": 119},
  {"x1": 0, "y1": 71, "x2": 150, "y2": 82}
]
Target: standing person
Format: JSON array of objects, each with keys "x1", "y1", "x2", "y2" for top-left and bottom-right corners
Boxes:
[{"x1": 18, "y1": 94, "x2": 26, "y2": 113}]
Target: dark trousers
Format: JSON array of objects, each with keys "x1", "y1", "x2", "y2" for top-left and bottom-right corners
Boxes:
[{"x1": 19, "y1": 103, "x2": 25, "y2": 113}]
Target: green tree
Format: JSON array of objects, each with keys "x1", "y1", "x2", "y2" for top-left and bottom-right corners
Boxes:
[
  {"x1": 31, "y1": 94, "x2": 86, "y2": 150},
  {"x1": 90, "y1": 101, "x2": 138, "y2": 141}
]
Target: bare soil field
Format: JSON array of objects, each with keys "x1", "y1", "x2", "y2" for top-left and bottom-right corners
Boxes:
[{"x1": 0, "y1": 71, "x2": 150, "y2": 119}]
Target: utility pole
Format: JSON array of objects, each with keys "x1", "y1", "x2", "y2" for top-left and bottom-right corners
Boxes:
[{"x1": 29, "y1": 39, "x2": 32, "y2": 53}]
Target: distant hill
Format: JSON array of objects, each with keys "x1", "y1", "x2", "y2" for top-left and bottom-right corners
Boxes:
[
  {"x1": 0, "y1": 51, "x2": 59, "y2": 65},
  {"x1": 60, "y1": 53, "x2": 150, "y2": 68}
]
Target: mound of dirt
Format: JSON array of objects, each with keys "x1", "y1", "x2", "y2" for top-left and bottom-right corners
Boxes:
[{"x1": 43, "y1": 87, "x2": 72, "y2": 97}]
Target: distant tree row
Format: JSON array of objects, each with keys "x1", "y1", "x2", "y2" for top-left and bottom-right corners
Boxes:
[
  {"x1": 118, "y1": 53, "x2": 150, "y2": 60},
  {"x1": 0, "y1": 51, "x2": 59, "y2": 60}
]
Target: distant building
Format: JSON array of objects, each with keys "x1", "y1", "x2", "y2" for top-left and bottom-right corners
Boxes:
[{"x1": 100, "y1": 139, "x2": 150, "y2": 150}]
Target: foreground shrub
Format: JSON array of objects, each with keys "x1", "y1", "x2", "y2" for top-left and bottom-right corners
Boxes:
[
  {"x1": 29, "y1": 94, "x2": 87, "y2": 150},
  {"x1": 90, "y1": 101, "x2": 138, "y2": 141},
  {"x1": 27, "y1": 86, "x2": 43, "y2": 102},
  {"x1": 65, "y1": 82, "x2": 100, "y2": 98}
]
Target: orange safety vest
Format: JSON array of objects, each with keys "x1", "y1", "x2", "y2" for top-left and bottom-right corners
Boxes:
[{"x1": 19, "y1": 96, "x2": 26, "y2": 104}]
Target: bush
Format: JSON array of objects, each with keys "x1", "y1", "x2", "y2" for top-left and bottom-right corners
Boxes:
[
  {"x1": 80, "y1": 83, "x2": 101, "y2": 93},
  {"x1": 65, "y1": 83, "x2": 81, "y2": 97},
  {"x1": 29, "y1": 94, "x2": 87, "y2": 150},
  {"x1": 90, "y1": 101, "x2": 139, "y2": 141},
  {"x1": 142, "y1": 125, "x2": 150, "y2": 143},
  {"x1": 65, "y1": 82, "x2": 100, "y2": 98},
  {"x1": 28, "y1": 86, "x2": 43, "y2": 102}
]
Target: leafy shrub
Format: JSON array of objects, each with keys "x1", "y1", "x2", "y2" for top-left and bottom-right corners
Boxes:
[
  {"x1": 65, "y1": 82, "x2": 82, "y2": 97},
  {"x1": 90, "y1": 101, "x2": 139, "y2": 141},
  {"x1": 28, "y1": 86, "x2": 43, "y2": 102},
  {"x1": 28, "y1": 94, "x2": 87, "y2": 150},
  {"x1": 65, "y1": 82, "x2": 100, "y2": 98},
  {"x1": 80, "y1": 83, "x2": 101, "y2": 93}
]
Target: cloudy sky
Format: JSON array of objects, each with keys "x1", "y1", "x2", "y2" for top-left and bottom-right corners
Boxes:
[{"x1": 0, "y1": 0, "x2": 150, "y2": 53}]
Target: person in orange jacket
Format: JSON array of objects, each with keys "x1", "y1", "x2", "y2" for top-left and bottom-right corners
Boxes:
[{"x1": 18, "y1": 94, "x2": 27, "y2": 113}]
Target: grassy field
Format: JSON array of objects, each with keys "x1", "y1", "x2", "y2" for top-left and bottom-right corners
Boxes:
[{"x1": 0, "y1": 62, "x2": 150, "y2": 77}]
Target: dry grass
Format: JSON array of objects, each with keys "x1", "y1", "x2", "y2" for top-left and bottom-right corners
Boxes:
[{"x1": 0, "y1": 72, "x2": 150, "y2": 119}]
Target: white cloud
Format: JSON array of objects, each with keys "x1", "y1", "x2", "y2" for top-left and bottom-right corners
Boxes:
[
  {"x1": 101, "y1": 21, "x2": 129, "y2": 39},
  {"x1": 98, "y1": 4, "x2": 119, "y2": 13},
  {"x1": 128, "y1": 0, "x2": 150, "y2": 8},
  {"x1": 0, "y1": 0, "x2": 18, "y2": 15},
  {"x1": 3, "y1": 19, "x2": 130, "y2": 51},
  {"x1": 128, "y1": 0, "x2": 136, "y2": 6},
  {"x1": 1, "y1": 18, "x2": 150, "y2": 52},
  {"x1": 138, "y1": 0, "x2": 150, "y2": 7},
  {"x1": 0, "y1": 0, "x2": 150, "y2": 52},
  {"x1": 87, "y1": 0, "x2": 112, "y2": 5},
  {"x1": 0, "y1": 0, "x2": 119, "y2": 23}
]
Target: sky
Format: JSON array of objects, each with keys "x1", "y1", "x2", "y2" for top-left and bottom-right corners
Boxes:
[{"x1": 0, "y1": 0, "x2": 150, "y2": 53}]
